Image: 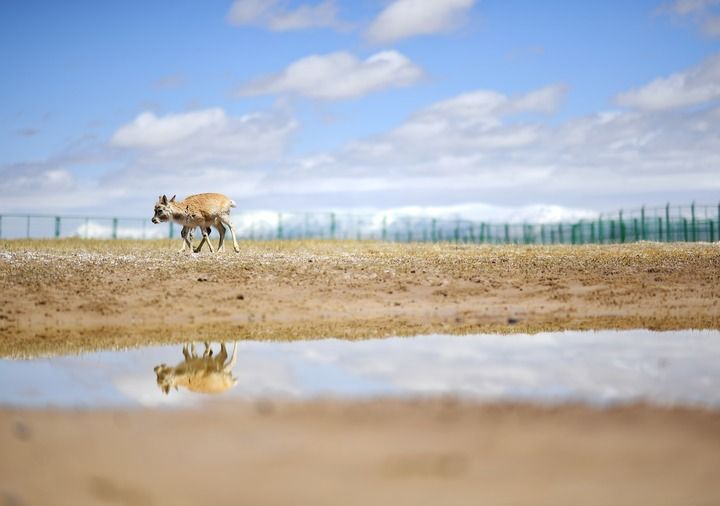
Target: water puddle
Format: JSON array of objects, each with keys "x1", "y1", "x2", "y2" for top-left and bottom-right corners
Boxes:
[{"x1": 1, "y1": 330, "x2": 719, "y2": 409}]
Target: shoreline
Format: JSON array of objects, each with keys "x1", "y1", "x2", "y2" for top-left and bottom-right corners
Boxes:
[{"x1": 1, "y1": 240, "x2": 719, "y2": 357}]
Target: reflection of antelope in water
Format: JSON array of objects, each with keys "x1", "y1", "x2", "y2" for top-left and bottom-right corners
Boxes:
[{"x1": 154, "y1": 342, "x2": 238, "y2": 395}]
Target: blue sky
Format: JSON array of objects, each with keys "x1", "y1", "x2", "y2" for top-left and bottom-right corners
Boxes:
[{"x1": 1, "y1": 0, "x2": 719, "y2": 218}]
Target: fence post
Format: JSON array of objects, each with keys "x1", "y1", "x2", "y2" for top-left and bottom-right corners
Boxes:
[
  {"x1": 691, "y1": 202, "x2": 697, "y2": 242},
  {"x1": 26, "y1": 216, "x2": 31, "y2": 238},
  {"x1": 633, "y1": 218, "x2": 639, "y2": 242},
  {"x1": 277, "y1": 213, "x2": 283, "y2": 240},
  {"x1": 598, "y1": 217, "x2": 604, "y2": 244},
  {"x1": 504, "y1": 224, "x2": 510, "y2": 244},
  {"x1": 683, "y1": 218, "x2": 689, "y2": 242},
  {"x1": 619, "y1": 210, "x2": 626, "y2": 243},
  {"x1": 382, "y1": 216, "x2": 387, "y2": 241},
  {"x1": 658, "y1": 217, "x2": 663, "y2": 242},
  {"x1": 640, "y1": 206, "x2": 646, "y2": 240},
  {"x1": 558, "y1": 224, "x2": 564, "y2": 244},
  {"x1": 665, "y1": 203, "x2": 671, "y2": 242},
  {"x1": 168, "y1": 221, "x2": 173, "y2": 239},
  {"x1": 330, "y1": 213, "x2": 336, "y2": 239},
  {"x1": 111, "y1": 218, "x2": 118, "y2": 239},
  {"x1": 431, "y1": 219, "x2": 437, "y2": 243},
  {"x1": 710, "y1": 220, "x2": 715, "y2": 243},
  {"x1": 54, "y1": 216, "x2": 61, "y2": 238}
]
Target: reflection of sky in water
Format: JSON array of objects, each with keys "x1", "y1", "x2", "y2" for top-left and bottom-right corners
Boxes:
[{"x1": 0, "y1": 330, "x2": 719, "y2": 409}]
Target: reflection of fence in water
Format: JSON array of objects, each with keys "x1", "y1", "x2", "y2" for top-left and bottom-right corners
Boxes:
[{"x1": 0, "y1": 202, "x2": 718, "y2": 244}]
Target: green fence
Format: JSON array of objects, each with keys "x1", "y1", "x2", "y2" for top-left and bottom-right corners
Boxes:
[{"x1": 0, "y1": 202, "x2": 718, "y2": 244}]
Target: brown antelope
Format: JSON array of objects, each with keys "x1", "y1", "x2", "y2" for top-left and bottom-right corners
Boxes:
[
  {"x1": 151, "y1": 193, "x2": 240, "y2": 253},
  {"x1": 154, "y1": 342, "x2": 238, "y2": 395}
]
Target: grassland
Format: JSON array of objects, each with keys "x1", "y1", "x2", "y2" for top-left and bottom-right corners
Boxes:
[{"x1": 1, "y1": 239, "x2": 719, "y2": 357}]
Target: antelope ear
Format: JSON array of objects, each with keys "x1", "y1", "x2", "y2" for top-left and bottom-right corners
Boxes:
[
  {"x1": 170, "y1": 195, "x2": 176, "y2": 202},
  {"x1": 161, "y1": 195, "x2": 168, "y2": 205}
]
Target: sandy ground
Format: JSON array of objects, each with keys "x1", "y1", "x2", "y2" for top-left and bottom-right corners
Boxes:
[
  {"x1": 1, "y1": 400, "x2": 719, "y2": 506},
  {"x1": 2, "y1": 240, "x2": 720, "y2": 504},
  {"x1": 0, "y1": 240, "x2": 718, "y2": 357}
]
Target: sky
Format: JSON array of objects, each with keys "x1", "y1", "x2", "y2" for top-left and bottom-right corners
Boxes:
[{"x1": 1, "y1": 0, "x2": 719, "y2": 220}]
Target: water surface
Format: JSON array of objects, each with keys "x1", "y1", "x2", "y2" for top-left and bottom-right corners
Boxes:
[{"x1": 1, "y1": 330, "x2": 718, "y2": 408}]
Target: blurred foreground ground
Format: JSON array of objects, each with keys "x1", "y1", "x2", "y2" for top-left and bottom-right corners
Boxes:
[
  {"x1": 0, "y1": 240, "x2": 719, "y2": 356},
  {"x1": 1, "y1": 400, "x2": 719, "y2": 506}
]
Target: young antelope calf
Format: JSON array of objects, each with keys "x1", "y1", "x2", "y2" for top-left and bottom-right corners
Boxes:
[{"x1": 151, "y1": 193, "x2": 240, "y2": 253}]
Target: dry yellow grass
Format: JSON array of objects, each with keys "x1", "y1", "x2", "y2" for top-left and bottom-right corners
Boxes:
[{"x1": 1, "y1": 239, "x2": 719, "y2": 357}]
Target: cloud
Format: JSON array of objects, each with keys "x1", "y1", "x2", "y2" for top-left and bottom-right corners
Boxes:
[
  {"x1": 4, "y1": 77, "x2": 719, "y2": 216},
  {"x1": 226, "y1": 0, "x2": 344, "y2": 31},
  {"x1": 111, "y1": 109, "x2": 226, "y2": 149},
  {"x1": 110, "y1": 107, "x2": 297, "y2": 166},
  {"x1": 0, "y1": 163, "x2": 75, "y2": 194},
  {"x1": 13, "y1": 127, "x2": 40, "y2": 137},
  {"x1": 366, "y1": 0, "x2": 476, "y2": 43},
  {"x1": 238, "y1": 51, "x2": 424, "y2": 100},
  {"x1": 662, "y1": 0, "x2": 720, "y2": 37},
  {"x1": 362, "y1": 84, "x2": 567, "y2": 153},
  {"x1": 702, "y1": 14, "x2": 720, "y2": 35},
  {"x1": 669, "y1": 0, "x2": 720, "y2": 14},
  {"x1": 614, "y1": 53, "x2": 720, "y2": 110},
  {"x1": 0, "y1": 162, "x2": 119, "y2": 213},
  {"x1": 153, "y1": 73, "x2": 184, "y2": 89},
  {"x1": 260, "y1": 81, "x2": 719, "y2": 201}
]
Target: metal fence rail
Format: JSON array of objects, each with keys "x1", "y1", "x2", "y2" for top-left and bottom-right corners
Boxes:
[{"x1": 0, "y1": 202, "x2": 718, "y2": 244}]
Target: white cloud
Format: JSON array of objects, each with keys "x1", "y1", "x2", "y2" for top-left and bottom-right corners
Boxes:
[
  {"x1": 260, "y1": 82, "x2": 720, "y2": 200},
  {"x1": 362, "y1": 84, "x2": 566, "y2": 153},
  {"x1": 670, "y1": 0, "x2": 720, "y2": 14},
  {"x1": 238, "y1": 51, "x2": 424, "y2": 100},
  {"x1": 111, "y1": 109, "x2": 227, "y2": 149},
  {"x1": 663, "y1": 0, "x2": 720, "y2": 37},
  {"x1": 614, "y1": 53, "x2": 720, "y2": 110},
  {"x1": 110, "y1": 107, "x2": 297, "y2": 166},
  {"x1": 366, "y1": 0, "x2": 476, "y2": 43},
  {"x1": 0, "y1": 163, "x2": 75, "y2": 194},
  {"x1": 0, "y1": 163, "x2": 125, "y2": 213},
  {"x1": 226, "y1": 0, "x2": 343, "y2": 31},
  {"x1": 153, "y1": 73, "x2": 184, "y2": 89},
  {"x1": 4, "y1": 79, "x2": 719, "y2": 217},
  {"x1": 702, "y1": 14, "x2": 720, "y2": 35}
]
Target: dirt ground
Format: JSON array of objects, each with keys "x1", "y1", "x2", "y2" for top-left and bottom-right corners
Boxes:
[
  {"x1": 2, "y1": 239, "x2": 720, "y2": 504},
  {"x1": 1, "y1": 400, "x2": 719, "y2": 506},
  {"x1": 0, "y1": 239, "x2": 718, "y2": 357}
]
